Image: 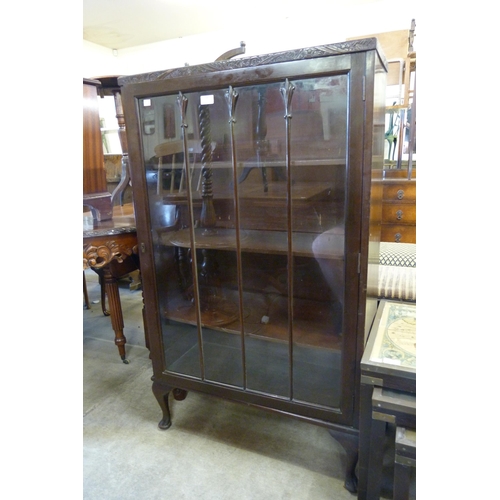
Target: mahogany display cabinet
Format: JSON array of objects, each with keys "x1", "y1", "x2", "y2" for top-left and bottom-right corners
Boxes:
[{"x1": 119, "y1": 38, "x2": 387, "y2": 492}]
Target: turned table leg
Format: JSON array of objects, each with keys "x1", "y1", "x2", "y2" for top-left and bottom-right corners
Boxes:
[
  {"x1": 102, "y1": 265, "x2": 128, "y2": 363},
  {"x1": 83, "y1": 271, "x2": 90, "y2": 309},
  {"x1": 94, "y1": 269, "x2": 110, "y2": 316}
]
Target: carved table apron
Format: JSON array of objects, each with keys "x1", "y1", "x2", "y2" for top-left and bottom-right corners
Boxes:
[{"x1": 83, "y1": 204, "x2": 139, "y2": 363}]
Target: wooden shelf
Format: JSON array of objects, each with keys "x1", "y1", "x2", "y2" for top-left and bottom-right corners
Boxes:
[
  {"x1": 159, "y1": 227, "x2": 344, "y2": 260},
  {"x1": 162, "y1": 288, "x2": 343, "y2": 351}
]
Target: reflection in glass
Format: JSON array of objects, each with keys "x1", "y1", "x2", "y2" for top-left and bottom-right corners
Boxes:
[{"x1": 290, "y1": 76, "x2": 347, "y2": 407}]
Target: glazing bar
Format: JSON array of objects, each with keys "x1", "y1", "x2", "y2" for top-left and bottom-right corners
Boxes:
[
  {"x1": 177, "y1": 91, "x2": 205, "y2": 380},
  {"x1": 280, "y1": 78, "x2": 296, "y2": 401},
  {"x1": 225, "y1": 85, "x2": 247, "y2": 389}
]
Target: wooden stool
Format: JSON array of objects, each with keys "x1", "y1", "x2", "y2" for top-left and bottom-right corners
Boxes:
[
  {"x1": 394, "y1": 426, "x2": 416, "y2": 500},
  {"x1": 366, "y1": 387, "x2": 416, "y2": 500}
]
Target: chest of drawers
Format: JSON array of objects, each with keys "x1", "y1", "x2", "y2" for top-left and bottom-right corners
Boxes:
[{"x1": 381, "y1": 172, "x2": 416, "y2": 243}]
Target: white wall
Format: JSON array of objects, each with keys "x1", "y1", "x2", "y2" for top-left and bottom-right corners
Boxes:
[
  {"x1": 83, "y1": 1, "x2": 418, "y2": 78},
  {"x1": 83, "y1": 40, "x2": 120, "y2": 79},
  {"x1": 83, "y1": 1, "x2": 418, "y2": 157}
]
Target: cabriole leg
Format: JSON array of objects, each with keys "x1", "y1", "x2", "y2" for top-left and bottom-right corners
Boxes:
[
  {"x1": 152, "y1": 381, "x2": 172, "y2": 430},
  {"x1": 328, "y1": 428, "x2": 359, "y2": 493}
]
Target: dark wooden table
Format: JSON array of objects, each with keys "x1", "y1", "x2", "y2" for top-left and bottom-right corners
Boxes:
[
  {"x1": 83, "y1": 203, "x2": 139, "y2": 363},
  {"x1": 357, "y1": 300, "x2": 416, "y2": 499}
]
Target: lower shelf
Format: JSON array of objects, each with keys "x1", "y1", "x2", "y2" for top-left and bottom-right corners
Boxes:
[
  {"x1": 163, "y1": 287, "x2": 343, "y2": 349},
  {"x1": 162, "y1": 319, "x2": 343, "y2": 409}
]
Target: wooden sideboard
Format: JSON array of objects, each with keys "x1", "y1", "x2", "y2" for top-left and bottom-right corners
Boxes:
[
  {"x1": 97, "y1": 76, "x2": 131, "y2": 207},
  {"x1": 83, "y1": 78, "x2": 113, "y2": 221}
]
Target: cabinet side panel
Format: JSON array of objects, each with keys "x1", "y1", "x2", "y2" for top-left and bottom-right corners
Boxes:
[
  {"x1": 365, "y1": 51, "x2": 387, "y2": 343},
  {"x1": 121, "y1": 88, "x2": 168, "y2": 377}
]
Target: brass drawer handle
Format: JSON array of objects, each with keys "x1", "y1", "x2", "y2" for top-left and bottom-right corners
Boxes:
[
  {"x1": 395, "y1": 233, "x2": 402, "y2": 242},
  {"x1": 397, "y1": 189, "x2": 404, "y2": 200},
  {"x1": 396, "y1": 210, "x2": 403, "y2": 220}
]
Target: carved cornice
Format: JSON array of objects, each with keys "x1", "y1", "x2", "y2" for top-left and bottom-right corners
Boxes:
[
  {"x1": 83, "y1": 240, "x2": 137, "y2": 269},
  {"x1": 118, "y1": 38, "x2": 385, "y2": 86}
]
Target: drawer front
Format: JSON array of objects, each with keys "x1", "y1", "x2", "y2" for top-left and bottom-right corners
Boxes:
[
  {"x1": 382, "y1": 205, "x2": 416, "y2": 224},
  {"x1": 381, "y1": 224, "x2": 416, "y2": 243},
  {"x1": 383, "y1": 182, "x2": 416, "y2": 202}
]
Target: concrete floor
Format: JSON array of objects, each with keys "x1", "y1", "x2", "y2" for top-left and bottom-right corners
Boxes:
[{"x1": 83, "y1": 270, "x2": 415, "y2": 499}]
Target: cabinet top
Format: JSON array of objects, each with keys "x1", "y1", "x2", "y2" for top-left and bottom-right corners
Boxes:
[{"x1": 118, "y1": 37, "x2": 387, "y2": 87}]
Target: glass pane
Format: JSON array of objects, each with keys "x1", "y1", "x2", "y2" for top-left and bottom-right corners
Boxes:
[
  {"x1": 138, "y1": 94, "x2": 202, "y2": 379},
  {"x1": 187, "y1": 89, "x2": 243, "y2": 387},
  {"x1": 143, "y1": 89, "x2": 245, "y2": 387},
  {"x1": 233, "y1": 83, "x2": 290, "y2": 398},
  {"x1": 289, "y1": 75, "x2": 348, "y2": 408}
]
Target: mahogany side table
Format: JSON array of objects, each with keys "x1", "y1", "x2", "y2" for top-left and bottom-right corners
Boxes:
[{"x1": 83, "y1": 203, "x2": 139, "y2": 363}]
